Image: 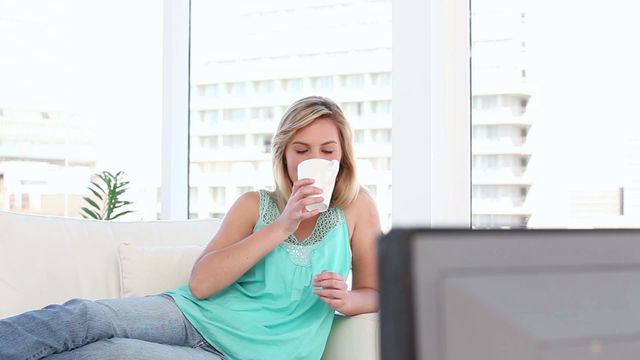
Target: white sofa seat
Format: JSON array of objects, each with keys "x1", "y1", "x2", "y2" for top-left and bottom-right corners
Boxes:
[{"x1": 0, "y1": 211, "x2": 379, "y2": 359}]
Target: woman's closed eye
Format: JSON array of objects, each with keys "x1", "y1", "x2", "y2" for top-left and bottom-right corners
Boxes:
[{"x1": 295, "y1": 150, "x2": 334, "y2": 154}]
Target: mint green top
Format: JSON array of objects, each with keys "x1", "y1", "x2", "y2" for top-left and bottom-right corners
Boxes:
[{"x1": 165, "y1": 190, "x2": 352, "y2": 360}]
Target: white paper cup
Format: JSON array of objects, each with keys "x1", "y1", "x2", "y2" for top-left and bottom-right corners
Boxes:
[{"x1": 297, "y1": 158, "x2": 340, "y2": 212}]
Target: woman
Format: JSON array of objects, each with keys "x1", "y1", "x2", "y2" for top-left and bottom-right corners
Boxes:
[{"x1": 0, "y1": 96, "x2": 381, "y2": 360}]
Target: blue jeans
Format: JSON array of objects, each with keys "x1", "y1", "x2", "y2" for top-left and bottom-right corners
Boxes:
[{"x1": 0, "y1": 295, "x2": 224, "y2": 360}]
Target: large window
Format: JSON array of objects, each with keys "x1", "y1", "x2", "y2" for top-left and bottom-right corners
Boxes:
[
  {"x1": 189, "y1": 0, "x2": 392, "y2": 230},
  {"x1": 0, "y1": 0, "x2": 163, "y2": 219},
  {"x1": 471, "y1": 0, "x2": 640, "y2": 228}
]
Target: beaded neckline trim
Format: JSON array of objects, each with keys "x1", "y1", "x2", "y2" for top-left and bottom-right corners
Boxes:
[{"x1": 259, "y1": 190, "x2": 342, "y2": 247}]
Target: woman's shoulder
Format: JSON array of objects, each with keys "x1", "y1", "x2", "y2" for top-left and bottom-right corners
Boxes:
[
  {"x1": 233, "y1": 190, "x2": 278, "y2": 214},
  {"x1": 341, "y1": 186, "x2": 381, "y2": 245},
  {"x1": 349, "y1": 186, "x2": 376, "y2": 209},
  {"x1": 227, "y1": 191, "x2": 261, "y2": 220},
  {"x1": 237, "y1": 190, "x2": 261, "y2": 205},
  {"x1": 343, "y1": 187, "x2": 379, "y2": 222}
]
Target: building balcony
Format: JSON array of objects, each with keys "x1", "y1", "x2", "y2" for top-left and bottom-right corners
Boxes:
[
  {"x1": 195, "y1": 50, "x2": 391, "y2": 84},
  {"x1": 472, "y1": 199, "x2": 531, "y2": 216},
  {"x1": 0, "y1": 143, "x2": 97, "y2": 164},
  {"x1": 473, "y1": 135, "x2": 527, "y2": 147},
  {"x1": 190, "y1": 87, "x2": 391, "y2": 111},
  {"x1": 190, "y1": 120, "x2": 276, "y2": 135},
  {"x1": 472, "y1": 169, "x2": 532, "y2": 185},
  {"x1": 190, "y1": 149, "x2": 271, "y2": 162},
  {"x1": 472, "y1": 69, "x2": 531, "y2": 96},
  {"x1": 472, "y1": 110, "x2": 532, "y2": 126},
  {"x1": 190, "y1": 169, "x2": 273, "y2": 187},
  {"x1": 472, "y1": 141, "x2": 531, "y2": 156}
]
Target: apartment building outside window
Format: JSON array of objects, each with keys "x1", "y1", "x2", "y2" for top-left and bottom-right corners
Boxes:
[
  {"x1": 471, "y1": 0, "x2": 640, "y2": 228},
  {"x1": 189, "y1": 0, "x2": 392, "y2": 230}
]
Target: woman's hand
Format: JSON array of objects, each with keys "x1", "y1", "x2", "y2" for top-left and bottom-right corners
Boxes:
[
  {"x1": 312, "y1": 270, "x2": 349, "y2": 311},
  {"x1": 274, "y1": 178, "x2": 324, "y2": 236}
]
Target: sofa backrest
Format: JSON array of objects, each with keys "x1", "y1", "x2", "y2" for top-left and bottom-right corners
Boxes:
[{"x1": 0, "y1": 211, "x2": 221, "y2": 318}]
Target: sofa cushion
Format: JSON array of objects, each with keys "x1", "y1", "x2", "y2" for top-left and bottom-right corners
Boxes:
[{"x1": 117, "y1": 243, "x2": 204, "y2": 297}]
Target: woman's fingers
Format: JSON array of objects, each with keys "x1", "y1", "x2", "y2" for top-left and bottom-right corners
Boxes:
[
  {"x1": 312, "y1": 279, "x2": 346, "y2": 290},
  {"x1": 300, "y1": 208, "x2": 321, "y2": 220},
  {"x1": 312, "y1": 288, "x2": 345, "y2": 299},
  {"x1": 293, "y1": 185, "x2": 323, "y2": 200},
  {"x1": 276, "y1": 179, "x2": 325, "y2": 238},
  {"x1": 300, "y1": 196, "x2": 324, "y2": 206},
  {"x1": 312, "y1": 271, "x2": 348, "y2": 309},
  {"x1": 317, "y1": 296, "x2": 344, "y2": 309},
  {"x1": 291, "y1": 178, "x2": 315, "y2": 195},
  {"x1": 313, "y1": 271, "x2": 344, "y2": 283}
]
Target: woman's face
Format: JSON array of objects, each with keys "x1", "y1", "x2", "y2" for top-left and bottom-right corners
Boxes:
[{"x1": 285, "y1": 117, "x2": 343, "y2": 183}]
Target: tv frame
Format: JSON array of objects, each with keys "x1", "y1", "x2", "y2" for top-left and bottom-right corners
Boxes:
[{"x1": 378, "y1": 228, "x2": 640, "y2": 360}]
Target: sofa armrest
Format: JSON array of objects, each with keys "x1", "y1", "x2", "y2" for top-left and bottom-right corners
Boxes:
[{"x1": 322, "y1": 312, "x2": 379, "y2": 360}]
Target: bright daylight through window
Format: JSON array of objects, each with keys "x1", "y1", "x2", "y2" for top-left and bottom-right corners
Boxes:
[
  {"x1": 189, "y1": 0, "x2": 392, "y2": 231},
  {"x1": 0, "y1": 0, "x2": 163, "y2": 220},
  {"x1": 471, "y1": 0, "x2": 640, "y2": 229}
]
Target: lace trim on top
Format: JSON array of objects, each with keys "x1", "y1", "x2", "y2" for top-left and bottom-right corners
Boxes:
[{"x1": 259, "y1": 190, "x2": 342, "y2": 266}]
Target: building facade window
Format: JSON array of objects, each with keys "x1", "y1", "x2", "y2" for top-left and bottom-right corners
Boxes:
[
  {"x1": 204, "y1": 84, "x2": 219, "y2": 97},
  {"x1": 312, "y1": 76, "x2": 334, "y2": 90},
  {"x1": 284, "y1": 78, "x2": 304, "y2": 93},
  {"x1": 189, "y1": 0, "x2": 392, "y2": 230},
  {"x1": 254, "y1": 80, "x2": 275, "y2": 95}
]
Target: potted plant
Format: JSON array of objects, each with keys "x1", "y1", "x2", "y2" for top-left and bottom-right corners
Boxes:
[{"x1": 81, "y1": 171, "x2": 134, "y2": 220}]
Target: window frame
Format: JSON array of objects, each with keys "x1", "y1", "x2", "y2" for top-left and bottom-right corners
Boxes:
[
  {"x1": 392, "y1": 0, "x2": 471, "y2": 227},
  {"x1": 160, "y1": 0, "x2": 190, "y2": 220},
  {"x1": 163, "y1": 0, "x2": 471, "y2": 226}
]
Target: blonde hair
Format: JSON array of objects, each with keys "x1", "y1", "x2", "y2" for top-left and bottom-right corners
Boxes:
[{"x1": 271, "y1": 96, "x2": 359, "y2": 210}]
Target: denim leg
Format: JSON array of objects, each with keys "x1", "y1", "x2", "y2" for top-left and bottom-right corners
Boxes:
[
  {"x1": 0, "y1": 295, "x2": 207, "y2": 360},
  {"x1": 43, "y1": 338, "x2": 223, "y2": 360}
]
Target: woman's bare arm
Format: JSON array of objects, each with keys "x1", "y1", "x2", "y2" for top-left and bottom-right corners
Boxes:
[
  {"x1": 313, "y1": 189, "x2": 381, "y2": 315},
  {"x1": 188, "y1": 192, "x2": 288, "y2": 299},
  {"x1": 188, "y1": 180, "x2": 324, "y2": 299}
]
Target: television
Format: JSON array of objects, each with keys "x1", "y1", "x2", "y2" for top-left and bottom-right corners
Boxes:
[{"x1": 378, "y1": 228, "x2": 640, "y2": 360}]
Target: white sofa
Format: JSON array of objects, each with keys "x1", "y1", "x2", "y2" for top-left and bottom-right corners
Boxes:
[{"x1": 0, "y1": 211, "x2": 379, "y2": 360}]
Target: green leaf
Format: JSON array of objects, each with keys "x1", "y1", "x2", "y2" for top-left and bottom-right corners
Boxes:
[
  {"x1": 87, "y1": 170, "x2": 134, "y2": 221},
  {"x1": 102, "y1": 174, "x2": 112, "y2": 188},
  {"x1": 81, "y1": 207, "x2": 100, "y2": 220},
  {"x1": 109, "y1": 210, "x2": 134, "y2": 220},
  {"x1": 115, "y1": 181, "x2": 129, "y2": 189},
  {"x1": 83, "y1": 197, "x2": 101, "y2": 211},
  {"x1": 113, "y1": 201, "x2": 133, "y2": 210},
  {"x1": 105, "y1": 202, "x2": 114, "y2": 218},
  {"x1": 87, "y1": 187, "x2": 103, "y2": 201},
  {"x1": 90, "y1": 181, "x2": 106, "y2": 195}
]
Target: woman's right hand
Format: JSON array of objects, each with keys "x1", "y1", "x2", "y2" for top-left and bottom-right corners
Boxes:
[{"x1": 274, "y1": 178, "x2": 324, "y2": 236}]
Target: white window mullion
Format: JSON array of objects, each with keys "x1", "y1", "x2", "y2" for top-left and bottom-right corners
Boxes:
[
  {"x1": 392, "y1": 0, "x2": 470, "y2": 228},
  {"x1": 161, "y1": 0, "x2": 190, "y2": 220}
]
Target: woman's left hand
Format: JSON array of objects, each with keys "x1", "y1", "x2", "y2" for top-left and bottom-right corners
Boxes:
[{"x1": 312, "y1": 270, "x2": 349, "y2": 311}]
